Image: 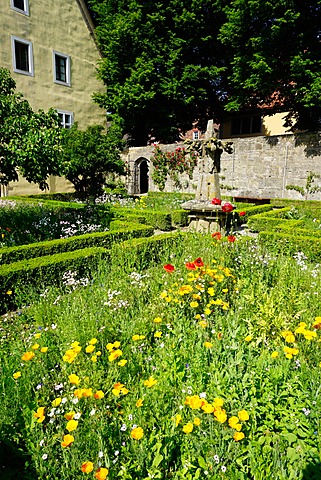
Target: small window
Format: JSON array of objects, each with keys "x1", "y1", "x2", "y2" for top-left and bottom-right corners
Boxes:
[
  {"x1": 231, "y1": 116, "x2": 261, "y2": 136},
  {"x1": 57, "y1": 110, "x2": 74, "y2": 128},
  {"x1": 10, "y1": 0, "x2": 29, "y2": 15},
  {"x1": 11, "y1": 36, "x2": 34, "y2": 76},
  {"x1": 53, "y1": 51, "x2": 71, "y2": 86},
  {"x1": 193, "y1": 131, "x2": 199, "y2": 140}
]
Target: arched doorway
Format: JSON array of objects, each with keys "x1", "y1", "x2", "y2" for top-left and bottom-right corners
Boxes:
[{"x1": 138, "y1": 158, "x2": 149, "y2": 194}]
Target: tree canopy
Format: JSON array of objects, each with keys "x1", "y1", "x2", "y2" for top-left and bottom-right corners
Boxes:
[
  {"x1": 87, "y1": 0, "x2": 321, "y2": 143},
  {"x1": 219, "y1": 0, "x2": 321, "y2": 132},
  {"x1": 88, "y1": 0, "x2": 227, "y2": 145},
  {"x1": 61, "y1": 122, "x2": 125, "y2": 201},
  {"x1": 0, "y1": 68, "x2": 64, "y2": 189}
]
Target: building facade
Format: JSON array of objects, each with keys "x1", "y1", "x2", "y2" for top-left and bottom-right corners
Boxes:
[{"x1": 1, "y1": 0, "x2": 105, "y2": 196}]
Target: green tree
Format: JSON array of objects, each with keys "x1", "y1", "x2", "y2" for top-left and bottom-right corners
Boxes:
[
  {"x1": 62, "y1": 122, "x2": 125, "y2": 201},
  {"x1": 87, "y1": 0, "x2": 228, "y2": 145},
  {"x1": 219, "y1": 0, "x2": 321, "y2": 131},
  {"x1": 0, "y1": 68, "x2": 64, "y2": 189}
]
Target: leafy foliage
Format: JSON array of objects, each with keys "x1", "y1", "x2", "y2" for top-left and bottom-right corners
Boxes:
[
  {"x1": 88, "y1": 0, "x2": 228, "y2": 145},
  {"x1": 219, "y1": 0, "x2": 321, "y2": 131},
  {"x1": 286, "y1": 171, "x2": 321, "y2": 200},
  {"x1": 62, "y1": 122, "x2": 125, "y2": 201},
  {"x1": 151, "y1": 146, "x2": 198, "y2": 191},
  {"x1": 0, "y1": 68, "x2": 64, "y2": 189}
]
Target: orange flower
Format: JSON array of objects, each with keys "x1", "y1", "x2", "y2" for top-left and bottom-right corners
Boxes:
[
  {"x1": 163, "y1": 264, "x2": 175, "y2": 273},
  {"x1": 194, "y1": 257, "x2": 204, "y2": 268},
  {"x1": 185, "y1": 262, "x2": 196, "y2": 270},
  {"x1": 131, "y1": 427, "x2": 144, "y2": 440},
  {"x1": 22, "y1": 351, "x2": 35, "y2": 361},
  {"x1": 61, "y1": 434, "x2": 74, "y2": 448},
  {"x1": 81, "y1": 461, "x2": 94, "y2": 473},
  {"x1": 94, "y1": 390, "x2": 105, "y2": 399},
  {"x1": 227, "y1": 235, "x2": 236, "y2": 243},
  {"x1": 94, "y1": 468, "x2": 109, "y2": 480},
  {"x1": 212, "y1": 232, "x2": 222, "y2": 240}
]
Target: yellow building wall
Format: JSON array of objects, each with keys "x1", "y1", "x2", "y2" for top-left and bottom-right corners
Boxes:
[
  {"x1": 221, "y1": 112, "x2": 289, "y2": 138},
  {"x1": 1, "y1": 0, "x2": 106, "y2": 196}
]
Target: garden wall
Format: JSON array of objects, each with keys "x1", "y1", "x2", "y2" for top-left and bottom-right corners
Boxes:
[{"x1": 123, "y1": 132, "x2": 321, "y2": 200}]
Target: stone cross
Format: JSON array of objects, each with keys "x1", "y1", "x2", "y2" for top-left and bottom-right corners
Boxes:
[{"x1": 196, "y1": 119, "x2": 221, "y2": 201}]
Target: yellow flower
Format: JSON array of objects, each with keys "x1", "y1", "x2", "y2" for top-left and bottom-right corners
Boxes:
[
  {"x1": 131, "y1": 427, "x2": 144, "y2": 440},
  {"x1": 85, "y1": 344, "x2": 95, "y2": 353},
  {"x1": 81, "y1": 461, "x2": 94, "y2": 473},
  {"x1": 153, "y1": 317, "x2": 162, "y2": 323},
  {"x1": 234, "y1": 431, "x2": 245, "y2": 441},
  {"x1": 245, "y1": 335, "x2": 252, "y2": 342},
  {"x1": 208, "y1": 287, "x2": 215, "y2": 297},
  {"x1": 136, "y1": 398, "x2": 144, "y2": 407},
  {"x1": 83, "y1": 388, "x2": 93, "y2": 397},
  {"x1": 61, "y1": 434, "x2": 74, "y2": 448},
  {"x1": 204, "y1": 308, "x2": 211, "y2": 315},
  {"x1": 214, "y1": 409, "x2": 227, "y2": 423},
  {"x1": 89, "y1": 338, "x2": 98, "y2": 345},
  {"x1": 34, "y1": 407, "x2": 45, "y2": 423},
  {"x1": 304, "y1": 330, "x2": 317, "y2": 340},
  {"x1": 74, "y1": 388, "x2": 84, "y2": 399},
  {"x1": 213, "y1": 398, "x2": 224, "y2": 408},
  {"x1": 6, "y1": 290, "x2": 12, "y2": 295},
  {"x1": 154, "y1": 331, "x2": 162, "y2": 338},
  {"x1": 238, "y1": 410, "x2": 249, "y2": 422},
  {"x1": 222, "y1": 288, "x2": 228, "y2": 293},
  {"x1": 188, "y1": 395, "x2": 202, "y2": 410},
  {"x1": 35, "y1": 333, "x2": 41, "y2": 339},
  {"x1": 94, "y1": 468, "x2": 109, "y2": 480},
  {"x1": 108, "y1": 349, "x2": 122, "y2": 362},
  {"x1": 118, "y1": 359, "x2": 127, "y2": 367},
  {"x1": 228, "y1": 416, "x2": 240, "y2": 429},
  {"x1": 204, "y1": 341, "x2": 213, "y2": 348},
  {"x1": 52, "y1": 397, "x2": 62, "y2": 407},
  {"x1": 144, "y1": 376, "x2": 157, "y2": 388},
  {"x1": 271, "y1": 351, "x2": 279, "y2": 358},
  {"x1": 193, "y1": 417, "x2": 201, "y2": 426},
  {"x1": 202, "y1": 403, "x2": 214, "y2": 414},
  {"x1": 160, "y1": 291, "x2": 168, "y2": 298},
  {"x1": 91, "y1": 355, "x2": 97, "y2": 362},
  {"x1": 22, "y1": 351, "x2": 35, "y2": 361},
  {"x1": 94, "y1": 390, "x2": 105, "y2": 399},
  {"x1": 132, "y1": 335, "x2": 141, "y2": 341},
  {"x1": 106, "y1": 343, "x2": 114, "y2": 351},
  {"x1": 190, "y1": 301, "x2": 199, "y2": 308},
  {"x1": 64, "y1": 411, "x2": 75, "y2": 420},
  {"x1": 13, "y1": 371, "x2": 21, "y2": 379},
  {"x1": 68, "y1": 374, "x2": 80, "y2": 385},
  {"x1": 40, "y1": 347, "x2": 48, "y2": 353},
  {"x1": 173, "y1": 414, "x2": 182, "y2": 426},
  {"x1": 113, "y1": 341, "x2": 121, "y2": 349},
  {"x1": 31, "y1": 343, "x2": 40, "y2": 350},
  {"x1": 66, "y1": 420, "x2": 78, "y2": 432},
  {"x1": 199, "y1": 320, "x2": 208, "y2": 328},
  {"x1": 182, "y1": 422, "x2": 194, "y2": 434}
]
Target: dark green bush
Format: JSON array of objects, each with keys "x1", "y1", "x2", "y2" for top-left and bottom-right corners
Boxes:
[
  {"x1": 258, "y1": 231, "x2": 321, "y2": 262},
  {"x1": 0, "y1": 224, "x2": 154, "y2": 264}
]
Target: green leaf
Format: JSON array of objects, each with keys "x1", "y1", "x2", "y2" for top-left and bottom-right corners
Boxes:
[{"x1": 197, "y1": 456, "x2": 207, "y2": 469}]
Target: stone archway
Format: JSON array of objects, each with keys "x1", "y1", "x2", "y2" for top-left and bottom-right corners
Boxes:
[{"x1": 135, "y1": 157, "x2": 149, "y2": 194}]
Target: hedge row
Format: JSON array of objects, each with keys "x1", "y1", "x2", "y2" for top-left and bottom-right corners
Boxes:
[
  {"x1": 0, "y1": 231, "x2": 185, "y2": 314},
  {"x1": 0, "y1": 223, "x2": 154, "y2": 265},
  {"x1": 0, "y1": 247, "x2": 108, "y2": 314},
  {"x1": 258, "y1": 231, "x2": 321, "y2": 262},
  {"x1": 112, "y1": 207, "x2": 189, "y2": 230},
  {"x1": 247, "y1": 207, "x2": 292, "y2": 232}
]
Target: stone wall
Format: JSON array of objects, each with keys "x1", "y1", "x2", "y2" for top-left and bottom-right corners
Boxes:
[{"x1": 123, "y1": 132, "x2": 321, "y2": 200}]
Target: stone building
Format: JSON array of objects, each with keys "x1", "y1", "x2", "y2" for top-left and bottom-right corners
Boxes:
[{"x1": 1, "y1": 0, "x2": 105, "y2": 196}]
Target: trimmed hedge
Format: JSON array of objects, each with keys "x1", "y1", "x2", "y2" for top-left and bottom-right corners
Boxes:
[
  {"x1": 247, "y1": 207, "x2": 292, "y2": 232},
  {"x1": 112, "y1": 208, "x2": 172, "y2": 231},
  {"x1": 111, "y1": 231, "x2": 186, "y2": 269},
  {"x1": 0, "y1": 224, "x2": 154, "y2": 265},
  {"x1": 258, "y1": 231, "x2": 321, "y2": 261},
  {"x1": 171, "y1": 209, "x2": 189, "y2": 226},
  {"x1": 0, "y1": 247, "x2": 108, "y2": 314}
]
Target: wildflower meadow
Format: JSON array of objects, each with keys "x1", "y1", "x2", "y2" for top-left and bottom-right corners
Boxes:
[{"x1": 1, "y1": 203, "x2": 321, "y2": 479}]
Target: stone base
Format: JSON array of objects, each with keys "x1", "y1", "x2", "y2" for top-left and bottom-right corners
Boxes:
[
  {"x1": 182, "y1": 201, "x2": 228, "y2": 234},
  {"x1": 188, "y1": 217, "x2": 225, "y2": 234}
]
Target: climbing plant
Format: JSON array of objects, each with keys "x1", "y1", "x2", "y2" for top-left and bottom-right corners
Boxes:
[{"x1": 151, "y1": 146, "x2": 198, "y2": 191}]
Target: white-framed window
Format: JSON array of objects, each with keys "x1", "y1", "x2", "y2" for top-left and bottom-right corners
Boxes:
[
  {"x1": 57, "y1": 110, "x2": 74, "y2": 128},
  {"x1": 53, "y1": 51, "x2": 71, "y2": 86},
  {"x1": 10, "y1": 0, "x2": 29, "y2": 15},
  {"x1": 11, "y1": 36, "x2": 34, "y2": 76},
  {"x1": 193, "y1": 131, "x2": 199, "y2": 140}
]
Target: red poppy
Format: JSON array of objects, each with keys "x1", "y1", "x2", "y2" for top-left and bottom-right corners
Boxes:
[
  {"x1": 194, "y1": 257, "x2": 204, "y2": 268},
  {"x1": 163, "y1": 264, "x2": 175, "y2": 273},
  {"x1": 227, "y1": 235, "x2": 236, "y2": 243},
  {"x1": 239, "y1": 211, "x2": 246, "y2": 217},
  {"x1": 222, "y1": 202, "x2": 234, "y2": 213},
  {"x1": 185, "y1": 262, "x2": 196, "y2": 270},
  {"x1": 211, "y1": 197, "x2": 222, "y2": 205},
  {"x1": 212, "y1": 232, "x2": 222, "y2": 240}
]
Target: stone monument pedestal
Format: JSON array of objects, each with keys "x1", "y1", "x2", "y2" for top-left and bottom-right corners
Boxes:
[{"x1": 181, "y1": 200, "x2": 228, "y2": 234}]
